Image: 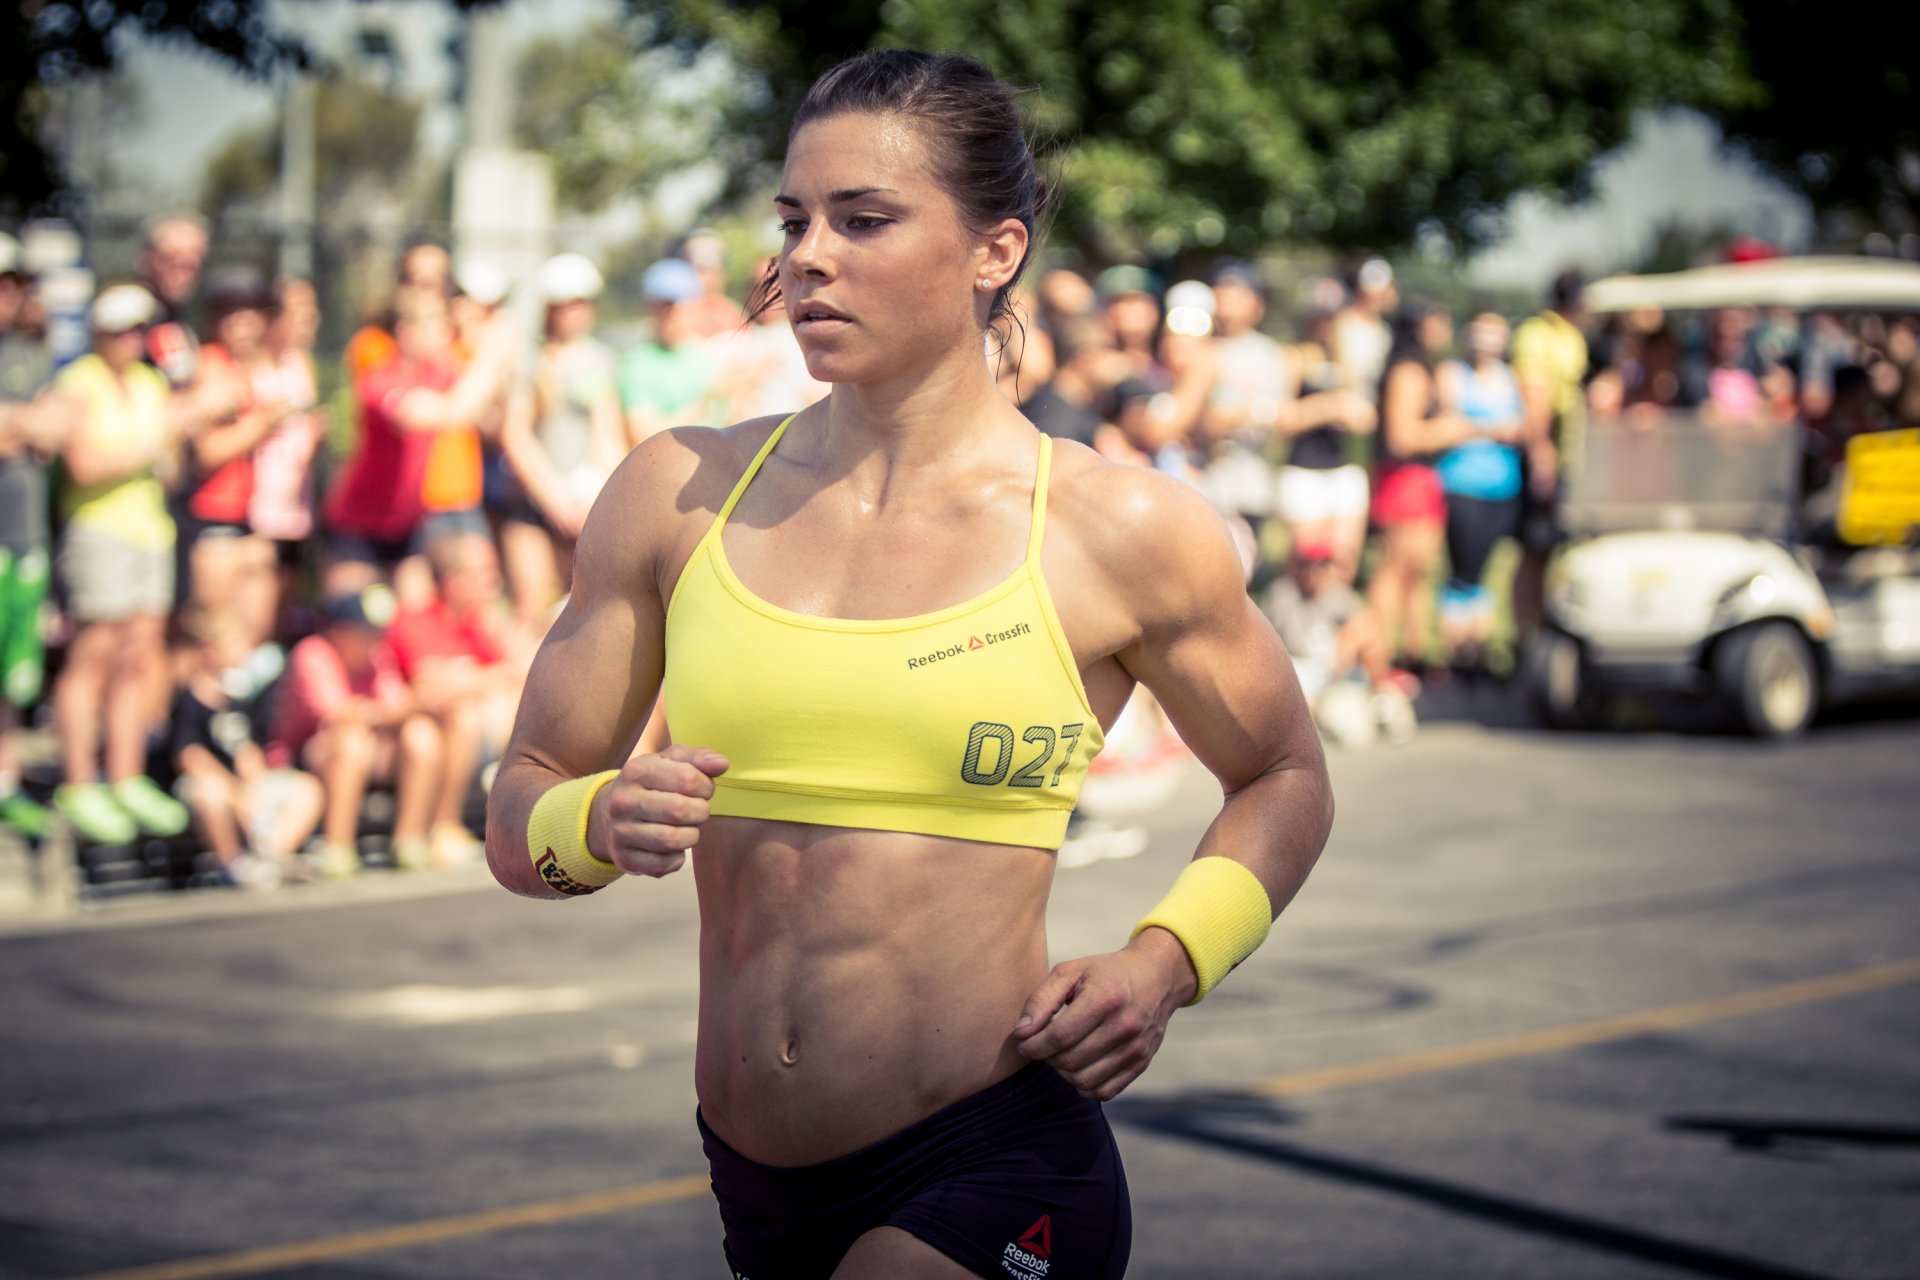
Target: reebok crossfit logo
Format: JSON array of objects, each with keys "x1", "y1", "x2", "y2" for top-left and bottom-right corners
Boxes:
[
  {"x1": 905, "y1": 620, "x2": 1034, "y2": 670},
  {"x1": 1000, "y1": 1215, "x2": 1052, "y2": 1278}
]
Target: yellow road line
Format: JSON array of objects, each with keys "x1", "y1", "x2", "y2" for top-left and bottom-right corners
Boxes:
[
  {"x1": 77, "y1": 958, "x2": 1920, "y2": 1280},
  {"x1": 80, "y1": 1176, "x2": 712, "y2": 1280},
  {"x1": 1248, "y1": 956, "x2": 1920, "y2": 1099}
]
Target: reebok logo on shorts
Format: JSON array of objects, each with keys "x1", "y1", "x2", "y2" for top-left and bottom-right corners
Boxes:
[{"x1": 1001, "y1": 1214, "x2": 1052, "y2": 1277}]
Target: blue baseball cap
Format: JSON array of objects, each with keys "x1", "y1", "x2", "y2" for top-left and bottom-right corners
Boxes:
[{"x1": 641, "y1": 258, "x2": 702, "y2": 304}]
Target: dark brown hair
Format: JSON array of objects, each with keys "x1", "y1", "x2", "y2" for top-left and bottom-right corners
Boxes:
[{"x1": 748, "y1": 49, "x2": 1053, "y2": 347}]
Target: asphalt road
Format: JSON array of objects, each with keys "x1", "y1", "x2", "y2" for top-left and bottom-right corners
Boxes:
[{"x1": 2, "y1": 707, "x2": 1918, "y2": 1280}]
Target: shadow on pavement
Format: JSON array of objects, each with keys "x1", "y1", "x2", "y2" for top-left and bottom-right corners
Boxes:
[{"x1": 1109, "y1": 1090, "x2": 1842, "y2": 1280}]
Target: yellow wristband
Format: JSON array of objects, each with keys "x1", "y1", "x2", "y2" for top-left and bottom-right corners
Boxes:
[
  {"x1": 527, "y1": 770, "x2": 622, "y2": 897},
  {"x1": 1131, "y1": 857, "x2": 1272, "y2": 1005}
]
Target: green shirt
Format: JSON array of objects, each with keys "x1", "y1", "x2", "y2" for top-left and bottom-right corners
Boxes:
[{"x1": 618, "y1": 341, "x2": 717, "y2": 425}]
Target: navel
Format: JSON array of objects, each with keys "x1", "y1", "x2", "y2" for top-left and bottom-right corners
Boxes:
[{"x1": 779, "y1": 1039, "x2": 800, "y2": 1068}]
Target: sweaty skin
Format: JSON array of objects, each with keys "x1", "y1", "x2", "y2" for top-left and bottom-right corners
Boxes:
[
  {"x1": 486, "y1": 109, "x2": 1331, "y2": 1173},
  {"x1": 487, "y1": 416, "x2": 1329, "y2": 1165}
]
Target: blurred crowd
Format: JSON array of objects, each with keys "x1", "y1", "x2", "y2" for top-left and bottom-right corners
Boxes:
[
  {"x1": 0, "y1": 217, "x2": 825, "y2": 889},
  {"x1": 2, "y1": 216, "x2": 1918, "y2": 889},
  {"x1": 1003, "y1": 250, "x2": 1920, "y2": 750}
]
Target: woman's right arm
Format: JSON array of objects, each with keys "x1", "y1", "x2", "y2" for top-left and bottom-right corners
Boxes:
[
  {"x1": 484, "y1": 431, "x2": 727, "y2": 899},
  {"x1": 1382, "y1": 361, "x2": 1472, "y2": 458}
]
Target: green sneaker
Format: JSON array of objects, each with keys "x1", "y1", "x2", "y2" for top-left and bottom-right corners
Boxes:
[
  {"x1": 313, "y1": 840, "x2": 360, "y2": 881},
  {"x1": 55, "y1": 783, "x2": 138, "y2": 845},
  {"x1": 111, "y1": 775, "x2": 191, "y2": 838},
  {"x1": 392, "y1": 835, "x2": 432, "y2": 872},
  {"x1": 0, "y1": 790, "x2": 51, "y2": 840}
]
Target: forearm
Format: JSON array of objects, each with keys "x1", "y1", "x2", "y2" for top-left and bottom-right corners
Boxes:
[
  {"x1": 1190, "y1": 756, "x2": 1334, "y2": 921},
  {"x1": 192, "y1": 409, "x2": 278, "y2": 471},
  {"x1": 485, "y1": 751, "x2": 578, "y2": 900},
  {"x1": 64, "y1": 436, "x2": 162, "y2": 487}
]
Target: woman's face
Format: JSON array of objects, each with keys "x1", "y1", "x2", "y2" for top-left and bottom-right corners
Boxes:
[
  {"x1": 218, "y1": 306, "x2": 268, "y2": 357},
  {"x1": 775, "y1": 112, "x2": 1005, "y2": 384}
]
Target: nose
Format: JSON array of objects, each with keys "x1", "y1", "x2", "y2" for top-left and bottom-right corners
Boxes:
[{"x1": 784, "y1": 218, "x2": 835, "y2": 283}]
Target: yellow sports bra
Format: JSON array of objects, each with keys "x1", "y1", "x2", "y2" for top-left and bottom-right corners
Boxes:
[{"x1": 663, "y1": 415, "x2": 1104, "y2": 849}]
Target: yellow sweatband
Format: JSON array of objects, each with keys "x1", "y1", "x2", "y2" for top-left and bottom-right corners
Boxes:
[
  {"x1": 527, "y1": 770, "x2": 622, "y2": 897},
  {"x1": 1131, "y1": 857, "x2": 1273, "y2": 1005}
]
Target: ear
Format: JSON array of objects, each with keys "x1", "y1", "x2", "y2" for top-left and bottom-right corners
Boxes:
[{"x1": 974, "y1": 218, "x2": 1030, "y2": 294}]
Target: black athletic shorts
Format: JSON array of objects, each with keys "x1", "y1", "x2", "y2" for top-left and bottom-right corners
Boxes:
[{"x1": 699, "y1": 1062, "x2": 1131, "y2": 1280}]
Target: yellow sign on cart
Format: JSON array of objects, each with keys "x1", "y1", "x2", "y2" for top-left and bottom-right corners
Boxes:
[{"x1": 1840, "y1": 428, "x2": 1920, "y2": 546}]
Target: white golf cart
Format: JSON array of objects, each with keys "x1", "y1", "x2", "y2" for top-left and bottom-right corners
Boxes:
[{"x1": 1526, "y1": 256, "x2": 1920, "y2": 737}]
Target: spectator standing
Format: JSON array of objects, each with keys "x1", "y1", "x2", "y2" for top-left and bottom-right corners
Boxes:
[
  {"x1": 137, "y1": 214, "x2": 209, "y2": 390},
  {"x1": 498, "y1": 253, "x2": 623, "y2": 620},
  {"x1": 1434, "y1": 313, "x2": 1526, "y2": 674},
  {"x1": 1510, "y1": 270, "x2": 1589, "y2": 643},
  {"x1": 182, "y1": 270, "x2": 286, "y2": 643},
  {"x1": 322, "y1": 295, "x2": 509, "y2": 605},
  {"x1": 1331, "y1": 256, "x2": 1396, "y2": 397},
  {"x1": 678, "y1": 229, "x2": 748, "y2": 340},
  {"x1": 249, "y1": 276, "x2": 329, "y2": 633},
  {"x1": 49, "y1": 286, "x2": 192, "y2": 844},
  {"x1": 1095, "y1": 264, "x2": 1166, "y2": 389},
  {"x1": 619, "y1": 257, "x2": 718, "y2": 444},
  {"x1": 170, "y1": 605, "x2": 323, "y2": 888},
  {"x1": 1215, "y1": 269, "x2": 1377, "y2": 582},
  {"x1": 712, "y1": 287, "x2": 831, "y2": 423},
  {"x1": 0, "y1": 235, "x2": 62, "y2": 837},
  {"x1": 268, "y1": 587, "x2": 441, "y2": 878},
  {"x1": 1369, "y1": 304, "x2": 1472, "y2": 673}
]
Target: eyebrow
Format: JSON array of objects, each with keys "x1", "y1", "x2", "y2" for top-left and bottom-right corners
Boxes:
[{"x1": 773, "y1": 186, "x2": 900, "y2": 208}]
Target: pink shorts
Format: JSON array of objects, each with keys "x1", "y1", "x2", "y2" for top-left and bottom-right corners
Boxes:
[{"x1": 1372, "y1": 462, "x2": 1446, "y2": 527}]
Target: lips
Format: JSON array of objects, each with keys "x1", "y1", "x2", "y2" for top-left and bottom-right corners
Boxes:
[{"x1": 793, "y1": 298, "x2": 851, "y2": 330}]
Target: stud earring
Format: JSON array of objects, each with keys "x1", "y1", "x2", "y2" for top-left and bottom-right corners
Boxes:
[{"x1": 978, "y1": 277, "x2": 993, "y2": 290}]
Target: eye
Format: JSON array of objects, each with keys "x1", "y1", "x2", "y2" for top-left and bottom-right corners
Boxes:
[
  {"x1": 778, "y1": 217, "x2": 806, "y2": 237},
  {"x1": 846, "y1": 215, "x2": 889, "y2": 231}
]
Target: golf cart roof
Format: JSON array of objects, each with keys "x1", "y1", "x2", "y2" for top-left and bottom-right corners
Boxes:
[{"x1": 1584, "y1": 256, "x2": 1920, "y2": 314}]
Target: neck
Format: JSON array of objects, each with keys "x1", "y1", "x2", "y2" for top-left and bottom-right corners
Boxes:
[{"x1": 803, "y1": 339, "x2": 1031, "y2": 497}]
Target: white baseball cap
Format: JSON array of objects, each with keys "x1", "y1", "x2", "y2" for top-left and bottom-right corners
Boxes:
[
  {"x1": 90, "y1": 284, "x2": 158, "y2": 334},
  {"x1": 537, "y1": 253, "x2": 604, "y2": 304},
  {"x1": 1164, "y1": 279, "x2": 1216, "y2": 337},
  {"x1": 454, "y1": 260, "x2": 509, "y2": 307}
]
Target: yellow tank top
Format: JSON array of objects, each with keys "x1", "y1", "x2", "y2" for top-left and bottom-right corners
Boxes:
[{"x1": 663, "y1": 416, "x2": 1104, "y2": 849}]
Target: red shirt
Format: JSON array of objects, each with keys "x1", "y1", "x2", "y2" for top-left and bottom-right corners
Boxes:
[
  {"x1": 268, "y1": 634, "x2": 412, "y2": 762},
  {"x1": 188, "y1": 344, "x2": 256, "y2": 525},
  {"x1": 386, "y1": 599, "x2": 505, "y2": 682},
  {"x1": 324, "y1": 358, "x2": 455, "y2": 541}
]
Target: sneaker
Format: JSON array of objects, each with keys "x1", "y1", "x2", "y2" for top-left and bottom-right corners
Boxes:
[
  {"x1": 111, "y1": 776, "x2": 191, "y2": 838},
  {"x1": 55, "y1": 783, "x2": 138, "y2": 845},
  {"x1": 392, "y1": 835, "x2": 433, "y2": 872},
  {"x1": 312, "y1": 840, "x2": 360, "y2": 881},
  {"x1": 430, "y1": 822, "x2": 483, "y2": 869},
  {"x1": 1373, "y1": 688, "x2": 1419, "y2": 746},
  {"x1": 0, "y1": 789, "x2": 51, "y2": 840},
  {"x1": 221, "y1": 852, "x2": 282, "y2": 892}
]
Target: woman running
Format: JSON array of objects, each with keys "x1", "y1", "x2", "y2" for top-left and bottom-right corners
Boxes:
[{"x1": 487, "y1": 51, "x2": 1333, "y2": 1280}]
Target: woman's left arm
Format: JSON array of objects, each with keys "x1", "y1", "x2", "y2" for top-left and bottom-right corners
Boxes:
[{"x1": 1014, "y1": 470, "x2": 1334, "y2": 1099}]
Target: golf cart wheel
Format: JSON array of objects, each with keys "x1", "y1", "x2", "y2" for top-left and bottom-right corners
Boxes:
[
  {"x1": 1714, "y1": 621, "x2": 1817, "y2": 739},
  {"x1": 1525, "y1": 629, "x2": 1591, "y2": 730}
]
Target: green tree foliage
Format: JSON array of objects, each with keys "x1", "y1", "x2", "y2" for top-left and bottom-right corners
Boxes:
[
  {"x1": 1705, "y1": 0, "x2": 1919, "y2": 235},
  {"x1": 515, "y1": 20, "x2": 750, "y2": 217},
  {"x1": 4, "y1": 0, "x2": 501, "y2": 219},
  {"x1": 641, "y1": 0, "x2": 1759, "y2": 259},
  {"x1": 199, "y1": 73, "x2": 425, "y2": 225},
  {"x1": 4, "y1": 1, "x2": 303, "y2": 216}
]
